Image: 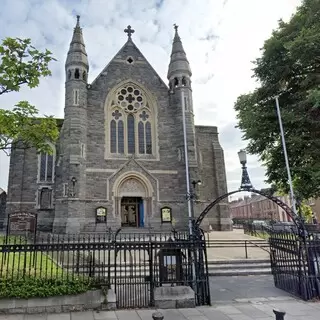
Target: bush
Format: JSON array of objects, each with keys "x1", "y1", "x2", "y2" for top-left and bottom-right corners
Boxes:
[{"x1": 0, "y1": 277, "x2": 97, "y2": 299}]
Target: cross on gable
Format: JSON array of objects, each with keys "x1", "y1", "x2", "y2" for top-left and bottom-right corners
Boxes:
[{"x1": 124, "y1": 25, "x2": 135, "y2": 38}]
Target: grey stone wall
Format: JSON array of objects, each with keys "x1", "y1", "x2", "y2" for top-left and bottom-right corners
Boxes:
[
  {"x1": 0, "y1": 190, "x2": 6, "y2": 230},
  {"x1": 195, "y1": 126, "x2": 231, "y2": 231},
  {"x1": 5, "y1": 144, "x2": 55, "y2": 232}
]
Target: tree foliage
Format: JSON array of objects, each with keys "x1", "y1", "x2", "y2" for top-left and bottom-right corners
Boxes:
[
  {"x1": 234, "y1": 0, "x2": 320, "y2": 200},
  {"x1": 0, "y1": 37, "x2": 58, "y2": 154}
]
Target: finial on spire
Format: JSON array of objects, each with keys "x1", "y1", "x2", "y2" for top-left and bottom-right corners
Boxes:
[
  {"x1": 124, "y1": 25, "x2": 135, "y2": 39},
  {"x1": 173, "y1": 23, "x2": 178, "y2": 31},
  {"x1": 76, "y1": 15, "x2": 80, "y2": 27}
]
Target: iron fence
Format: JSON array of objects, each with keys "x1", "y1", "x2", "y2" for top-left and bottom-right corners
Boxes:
[
  {"x1": 0, "y1": 229, "x2": 210, "y2": 308},
  {"x1": 269, "y1": 231, "x2": 320, "y2": 301}
]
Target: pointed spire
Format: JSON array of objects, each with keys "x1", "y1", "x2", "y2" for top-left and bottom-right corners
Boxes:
[
  {"x1": 66, "y1": 15, "x2": 88, "y2": 70},
  {"x1": 167, "y1": 24, "x2": 192, "y2": 80}
]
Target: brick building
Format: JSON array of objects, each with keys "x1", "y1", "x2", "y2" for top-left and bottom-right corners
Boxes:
[
  {"x1": 230, "y1": 193, "x2": 292, "y2": 222},
  {"x1": 6, "y1": 18, "x2": 230, "y2": 233}
]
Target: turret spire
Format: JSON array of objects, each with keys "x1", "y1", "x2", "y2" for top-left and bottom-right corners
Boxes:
[
  {"x1": 65, "y1": 15, "x2": 89, "y2": 80},
  {"x1": 167, "y1": 24, "x2": 192, "y2": 81}
]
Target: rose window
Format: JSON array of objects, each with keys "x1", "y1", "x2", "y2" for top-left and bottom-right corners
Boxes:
[{"x1": 117, "y1": 86, "x2": 144, "y2": 113}]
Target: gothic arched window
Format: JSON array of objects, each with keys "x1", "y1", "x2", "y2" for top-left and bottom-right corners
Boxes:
[
  {"x1": 38, "y1": 152, "x2": 55, "y2": 182},
  {"x1": 110, "y1": 110, "x2": 124, "y2": 154},
  {"x1": 108, "y1": 84, "x2": 154, "y2": 157}
]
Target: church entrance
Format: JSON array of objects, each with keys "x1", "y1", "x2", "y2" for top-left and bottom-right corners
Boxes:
[{"x1": 121, "y1": 197, "x2": 144, "y2": 227}]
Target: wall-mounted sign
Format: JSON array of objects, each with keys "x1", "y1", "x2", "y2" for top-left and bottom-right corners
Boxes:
[
  {"x1": 7, "y1": 212, "x2": 37, "y2": 236},
  {"x1": 96, "y1": 207, "x2": 107, "y2": 223},
  {"x1": 161, "y1": 206, "x2": 172, "y2": 223}
]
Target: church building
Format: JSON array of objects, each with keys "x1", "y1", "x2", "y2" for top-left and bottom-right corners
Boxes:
[{"x1": 6, "y1": 17, "x2": 231, "y2": 233}]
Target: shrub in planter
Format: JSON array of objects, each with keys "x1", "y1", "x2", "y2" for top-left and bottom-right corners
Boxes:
[{"x1": 0, "y1": 277, "x2": 96, "y2": 299}]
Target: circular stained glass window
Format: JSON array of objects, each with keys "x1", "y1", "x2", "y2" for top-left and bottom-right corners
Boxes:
[{"x1": 117, "y1": 85, "x2": 145, "y2": 112}]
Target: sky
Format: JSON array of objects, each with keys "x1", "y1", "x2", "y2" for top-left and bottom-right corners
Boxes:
[{"x1": 0, "y1": 0, "x2": 302, "y2": 198}]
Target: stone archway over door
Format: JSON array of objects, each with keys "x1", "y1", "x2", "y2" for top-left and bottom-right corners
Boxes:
[{"x1": 115, "y1": 178, "x2": 152, "y2": 227}]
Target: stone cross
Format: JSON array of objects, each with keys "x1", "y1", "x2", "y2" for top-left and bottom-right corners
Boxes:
[{"x1": 124, "y1": 25, "x2": 135, "y2": 38}]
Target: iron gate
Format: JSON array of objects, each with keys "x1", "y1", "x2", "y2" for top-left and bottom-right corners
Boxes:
[{"x1": 0, "y1": 230, "x2": 210, "y2": 309}]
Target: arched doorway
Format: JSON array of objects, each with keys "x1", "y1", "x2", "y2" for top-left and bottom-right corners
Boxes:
[{"x1": 113, "y1": 175, "x2": 153, "y2": 228}]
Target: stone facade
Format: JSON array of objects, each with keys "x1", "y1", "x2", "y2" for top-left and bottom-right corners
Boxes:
[
  {"x1": 5, "y1": 19, "x2": 231, "y2": 233},
  {"x1": 0, "y1": 188, "x2": 6, "y2": 230}
]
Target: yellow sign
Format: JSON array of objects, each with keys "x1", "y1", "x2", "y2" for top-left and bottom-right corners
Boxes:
[
  {"x1": 161, "y1": 207, "x2": 172, "y2": 223},
  {"x1": 96, "y1": 207, "x2": 107, "y2": 217}
]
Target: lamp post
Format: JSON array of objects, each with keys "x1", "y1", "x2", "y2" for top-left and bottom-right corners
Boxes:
[
  {"x1": 275, "y1": 95, "x2": 298, "y2": 217},
  {"x1": 238, "y1": 149, "x2": 253, "y2": 190},
  {"x1": 187, "y1": 180, "x2": 202, "y2": 220}
]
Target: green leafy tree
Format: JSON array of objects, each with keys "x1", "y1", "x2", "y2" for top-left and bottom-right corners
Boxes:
[
  {"x1": 234, "y1": 0, "x2": 320, "y2": 200},
  {"x1": 0, "y1": 37, "x2": 58, "y2": 154},
  {"x1": 298, "y1": 201, "x2": 313, "y2": 223}
]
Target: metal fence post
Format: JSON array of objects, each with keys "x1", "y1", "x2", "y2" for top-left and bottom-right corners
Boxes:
[
  {"x1": 152, "y1": 312, "x2": 164, "y2": 320},
  {"x1": 245, "y1": 240, "x2": 248, "y2": 259},
  {"x1": 273, "y1": 309, "x2": 286, "y2": 320}
]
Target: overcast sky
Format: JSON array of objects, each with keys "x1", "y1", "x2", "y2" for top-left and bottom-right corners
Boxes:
[{"x1": 0, "y1": 0, "x2": 302, "y2": 198}]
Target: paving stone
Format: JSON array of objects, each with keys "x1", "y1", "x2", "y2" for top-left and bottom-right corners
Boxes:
[
  {"x1": 178, "y1": 308, "x2": 203, "y2": 317},
  {"x1": 235, "y1": 304, "x2": 270, "y2": 318},
  {"x1": 157, "y1": 309, "x2": 186, "y2": 320},
  {"x1": 214, "y1": 305, "x2": 243, "y2": 315},
  {"x1": 115, "y1": 310, "x2": 141, "y2": 320},
  {"x1": 93, "y1": 311, "x2": 118, "y2": 319},
  {"x1": 0, "y1": 316, "x2": 25, "y2": 320},
  {"x1": 71, "y1": 311, "x2": 94, "y2": 320},
  {"x1": 24, "y1": 315, "x2": 48, "y2": 320},
  {"x1": 47, "y1": 314, "x2": 71, "y2": 320},
  {"x1": 198, "y1": 308, "x2": 232, "y2": 320},
  {"x1": 136, "y1": 310, "x2": 156, "y2": 320}
]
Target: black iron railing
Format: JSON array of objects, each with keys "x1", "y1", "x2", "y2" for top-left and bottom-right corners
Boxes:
[
  {"x1": 0, "y1": 230, "x2": 210, "y2": 308},
  {"x1": 269, "y1": 230, "x2": 320, "y2": 301}
]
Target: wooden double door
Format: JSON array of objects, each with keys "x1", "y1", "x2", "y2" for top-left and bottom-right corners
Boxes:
[{"x1": 121, "y1": 197, "x2": 144, "y2": 227}]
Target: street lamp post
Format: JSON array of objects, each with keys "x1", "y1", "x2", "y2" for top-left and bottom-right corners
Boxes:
[
  {"x1": 188, "y1": 180, "x2": 202, "y2": 220},
  {"x1": 238, "y1": 149, "x2": 253, "y2": 190},
  {"x1": 275, "y1": 96, "x2": 298, "y2": 217}
]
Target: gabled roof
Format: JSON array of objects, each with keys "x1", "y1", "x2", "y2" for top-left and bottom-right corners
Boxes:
[
  {"x1": 0, "y1": 188, "x2": 6, "y2": 195},
  {"x1": 90, "y1": 37, "x2": 168, "y2": 89}
]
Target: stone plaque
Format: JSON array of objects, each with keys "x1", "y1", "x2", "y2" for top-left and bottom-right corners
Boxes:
[{"x1": 8, "y1": 212, "x2": 37, "y2": 235}]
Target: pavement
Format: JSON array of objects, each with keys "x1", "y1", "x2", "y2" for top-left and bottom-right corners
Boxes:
[
  {"x1": 1, "y1": 276, "x2": 318, "y2": 319},
  {"x1": 1, "y1": 298, "x2": 320, "y2": 320}
]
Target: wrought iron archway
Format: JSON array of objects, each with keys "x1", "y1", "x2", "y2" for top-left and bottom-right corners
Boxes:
[{"x1": 195, "y1": 187, "x2": 307, "y2": 237}]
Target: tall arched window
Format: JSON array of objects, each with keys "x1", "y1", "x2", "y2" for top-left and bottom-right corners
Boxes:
[
  {"x1": 38, "y1": 152, "x2": 55, "y2": 182},
  {"x1": 110, "y1": 110, "x2": 124, "y2": 154},
  {"x1": 108, "y1": 84, "x2": 154, "y2": 156},
  {"x1": 127, "y1": 114, "x2": 135, "y2": 154}
]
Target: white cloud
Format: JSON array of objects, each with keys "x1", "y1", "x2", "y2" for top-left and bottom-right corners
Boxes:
[{"x1": 0, "y1": 0, "x2": 302, "y2": 193}]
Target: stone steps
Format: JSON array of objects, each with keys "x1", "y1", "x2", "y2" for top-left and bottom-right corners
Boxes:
[{"x1": 208, "y1": 259, "x2": 271, "y2": 276}]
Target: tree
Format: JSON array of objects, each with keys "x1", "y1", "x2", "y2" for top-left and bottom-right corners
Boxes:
[
  {"x1": 0, "y1": 37, "x2": 58, "y2": 154},
  {"x1": 234, "y1": 0, "x2": 320, "y2": 200}
]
